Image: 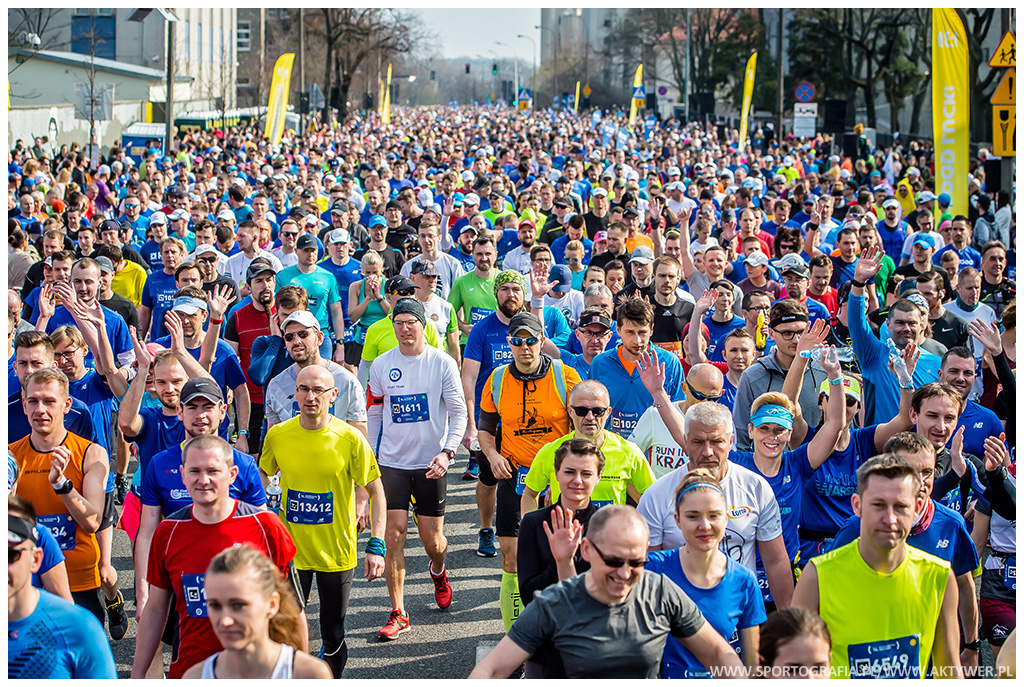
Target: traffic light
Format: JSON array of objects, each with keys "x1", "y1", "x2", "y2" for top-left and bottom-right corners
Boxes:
[
  {"x1": 430, "y1": 70, "x2": 436, "y2": 81},
  {"x1": 465, "y1": 63, "x2": 470, "y2": 74},
  {"x1": 492, "y1": 63, "x2": 498, "y2": 75},
  {"x1": 298, "y1": 93, "x2": 310, "y2": 115},
  {"x1": 363, "y1": 92, "x2": 374, "y2": 110}
]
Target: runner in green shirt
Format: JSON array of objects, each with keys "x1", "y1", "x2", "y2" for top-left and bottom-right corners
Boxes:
[{"x1": 448, "y1": 237, "x2": 499, "y2": 346}]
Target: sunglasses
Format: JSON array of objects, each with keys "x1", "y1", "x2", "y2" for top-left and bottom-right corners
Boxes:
[
  {"x1": 125, "y1": 204, "x2": 140, "y2": 210},
  {"x1": 9, "y1": 546, "x2": 32, "y2": 565},
  {"x1": 281, "y1": 231, "x2": 299, "y2": 238},
  {"x1": 588, "y1": 540, "x2": 647, "y2": 569},
  {"x1": 686, "y1": 381, "x2": 723, "y2": 402},
  {"x1": 572, "y1": 405, "x2": 609, "y2": 418},
  {"x1": 509, "y1": 336, "x2": 539, "y2": 347},
  {"x1": 845, "y1": 397, "x2": 859, "y2": 408},
  {"x1": 196, "y1": 256, "x2": 218, "y2": 264},
  {"x1": 284, "y1": 329, "x2": 315, "y2": 342},
  {"x1": 391, "y1": 288, "x2": 416, "y2": 297}
]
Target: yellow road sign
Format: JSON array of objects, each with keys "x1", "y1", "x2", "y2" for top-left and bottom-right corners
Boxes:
[
  {"x1": 991, "y1": 68, "x2": 1015, "y2": 105},
  {"x1": 993, "y1": 105, "x2": 1016, "y2": 156},
  {"x1": 582, "y1": 84, "x2": 592, "y2": 97},
  {"x1": 989, "y1": 31, "x2": 1016, "y2": 68}
]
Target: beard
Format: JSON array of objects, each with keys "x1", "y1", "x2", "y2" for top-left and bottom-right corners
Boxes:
[{"x1": 498, "y1": 300, "x2": 525, "y2": 319}]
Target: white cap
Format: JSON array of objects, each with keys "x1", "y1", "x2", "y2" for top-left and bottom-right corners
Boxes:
[
  {"x1": 169, "y1": 208, "x2": 190, "y2": 221},
  {"x1": 461, "y1": 170, "x2": 474, "y2": 182},
  {"x1": 464, "y1": 193, "x2": 480, "y2": 206},
  {"x1": 667, "y1": 166, "x2": 681, "y2": 176},
  {"x1": 327, "y1": 229, "x2": 351, "y2": 244},
  {"x1": 216, "y1": 209, "x2": 235, "y2": 222},
  {"x1": 149, "y1": 211, "x2": 168, "y2": 226},
  {"x1": 282, "y1": 310, "x2": 322, "y2": 331}
]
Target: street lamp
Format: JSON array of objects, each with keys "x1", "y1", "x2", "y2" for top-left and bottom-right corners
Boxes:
[
  {"x1": 536, "y1": 24, "x2": 557, "y2": 106},
  {"x1": 516, "y1": 34, "x2": 536, "y2": 98},
  {"x1": 560, "y1": 10, "x2": 589, "y2": 91},
  {"x1": 128, "y1": 8, "x2": 178, "y2": 156}
]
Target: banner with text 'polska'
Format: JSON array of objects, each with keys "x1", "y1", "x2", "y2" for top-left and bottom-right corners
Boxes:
[
  {"x1": 931, "y1": 9, "x2": 969, "y2": 217},
  {"x1": 264, "y1": 53, "x2": 295, "y2": 145}
]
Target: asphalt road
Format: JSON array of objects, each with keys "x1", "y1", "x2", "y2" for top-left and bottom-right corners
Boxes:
[
  {"x1": 108, "y1": 451, "x2": 507, "y2": 679},
  {"x1": 105, "y1": 449, "x2": 999, "y2": 678}
]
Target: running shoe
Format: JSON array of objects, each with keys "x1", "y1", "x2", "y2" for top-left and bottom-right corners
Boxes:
[
  {"x1": 377, "y1": 609, "x2": 411, "y2": 641},
  {"x1": 462, "y1": 456, "x2": 479, "y2": 481},
  {"x1": 106, "y1": 590, "x2": 129, "y2": 640},
  {"x1": 430, "y1": 565, "x2": 453, "y2": 609},
  {"x1": 114, "y1": 474, "x2": 130, "y2": 506},
  {"x1": 477, "y1": 527, "x2": 497, "y2": 557}
]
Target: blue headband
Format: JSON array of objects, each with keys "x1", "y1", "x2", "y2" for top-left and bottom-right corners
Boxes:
[
  {"x1": 676, "y1": 482, "x2": 726, "y2": 507},
  {"x1": 750, "y1": 404, "x2": 794, "y2": 430}
]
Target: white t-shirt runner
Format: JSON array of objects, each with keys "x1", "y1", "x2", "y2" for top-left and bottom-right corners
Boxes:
[
  {"x1": 628, "y1": 402, "x2": 691, "y2": 479},
  {"x1": 636, "y1": 460, "x2": 783, "y2": 571},
  {"x1": 366, "y1": 345, "x2": 468, "y2": 470}
]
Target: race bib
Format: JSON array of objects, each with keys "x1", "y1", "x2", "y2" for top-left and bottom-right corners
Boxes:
[
  {"x1": 1003, "y1": 555, "x2": 1016, "y2": 591},
  {"x1": 491, "y1": 345, "x2": 513, "y2": 366},
  {"x1": 653, "y1": 340, "x2": 684, "y2": 362},
  {"x1": 609, "y1": 410, "x2": 640, "y2": 437},
  {"x1": 286, "y1": 489, "x2": 334, "y2": 525},
  {"x1": 755, "y1": 564, "x2": 774, "y2": 604},
  {"x1": 181, "y1": 573, "x2": 208, "y2": 618},
  {"x1": 591, "y1": 500, "x2": 613, "y2": 508},
  {"x1": 847, "y1": 635, "x2": 921, "y2": 679},
  {"x1": 37, "y1": 514, "x2": 76, "y2": 551},
  {"x1": 391, "y1": 393, "x2": 430, "y2": 423},
  {"x1": 355, "y1": 325, "x2": 368, "y2": 345},
  {"x1": 470, "y1": 307, "x2": 495, "y2": 325},
  {"x1": 515, "y1": 465, "x2": 530, "y2": 496},
  {"x1": 342, "y1": 326, "x2": 354, "y2": 344}
]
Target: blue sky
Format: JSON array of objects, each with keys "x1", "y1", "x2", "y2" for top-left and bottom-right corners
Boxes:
[{"x1": 413, "y1": 9, "x2": 541, "y2": 61}]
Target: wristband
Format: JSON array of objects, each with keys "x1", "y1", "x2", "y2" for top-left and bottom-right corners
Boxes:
[
  {"x1": 829, "y1": 377, "x2": 844, "y2": 386},
  {"x1": 210, "y1": 317, "x2": 224, "y2": 325},
  {"x1": 963, "y1": 639, "x2": 981, "y2": 651},
  {"x1": 652, "y1": 402, "x2": 666, "y2": 408},
  {"x1": 53, "y1": 477, "x2": 73, "y2": 495},
  {"x1": 236, "y1": 429, "x2": 250, "y2": 437},
  {"x1": 365, "y1": 537, "x2": 387, "y2": 557},
  {"x1": 851, "y1": 278, "x2": 867, "y2": 288},
  {"x1": 530, "y1": 297, "x2": 544, "y2": 308}
]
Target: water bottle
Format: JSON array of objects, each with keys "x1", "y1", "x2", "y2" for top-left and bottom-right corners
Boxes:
[
  {"x1": 266, "y1": 475, "x2": 282, "y2": 512},
  {"x1": 799, "y1": 346, "x2": 856, "y2": 363},
  {"x1": 755, "y1": 310, "x2": 768, "y2": 350},
  {"x1": 470, "y1": 439, "x2": 481, "y2": 453},
  {"x1": 886, "y1": 339, "x2": 914, "y2": 389}
]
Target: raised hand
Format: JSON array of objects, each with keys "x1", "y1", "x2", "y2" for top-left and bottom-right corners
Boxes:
[
  {"x1": 208, "y1": 283, "x2": 233, "y2": 320},
  {"x1": 129, "y1": 325, "x2": 153, "y2": 370},
  {"x1": 164, "y1": 310, "x2": 187, "y2": 353},
  {"x1": 818, "y1": 345, "x2": 843, "y2": 381},
  {"x1": 529, "y1": 266, "x2": 550, "y2": 299},
  {"x1": 853, "y1": 245, "x2": 884, "y2": 283},
  {"x1": 901, "y1": 341, "x2": 921, "y2": 379},
  {"x1": 442, "y1": 197, "x2": 455, "y2": 217},
  {"x1": 968, "y1": 319, "x2": 1003, "y2": 357},
  {"x1": 694, "y1": 289, "x2": 716, "y2": 315},
  {"x1": 720, "y1": 219, "x2": 738, "y2": 241},
  {"x1": 51, "y1": 281, "x2": 78, "y2": 308},
  {"x1": 983, "y1": 433, "x2": 1010, "y2": 472},
  {"x1": 810, "y1": 200, "x2": 823, "y2": 226},
  {"x1": 796, "y1": 318, "x2": 831, "y2": 357},
  {"x1": 542, "y1": 505, "x2": 583, "y2": 563},
  {"x1": 365, "y1": 275, "x2": 382, "y2": 300},
  {"x1": 637, "y1": 348, "x2": 666, "y2": 396},
  {"x1": 36, "y1": 283, "x2": 57, "y2": 319},
  {"x1": 950, "y1": 426, "x2": 967, "y2": 478}
]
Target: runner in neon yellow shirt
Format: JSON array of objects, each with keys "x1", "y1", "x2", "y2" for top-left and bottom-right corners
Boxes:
[{"x1": 522, "y1": 380, "x2": 653, "y2": 513}]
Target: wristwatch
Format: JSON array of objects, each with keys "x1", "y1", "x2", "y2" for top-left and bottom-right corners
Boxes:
[
  {"x1": 851, "y1": 278, "x2": 868, "y2": 288},
  {"x1": 53, "y1": 477, "x2": 74, "y2": 495},
  {"x1": 441, "y1": 448, "x2": 456, "y2": 461},
  {"x1": 237, "y1": 429, "x2": 250, "y2": 437},
  {"x1": 963, "y1": 639, "x2": 981, "y2": 651}
]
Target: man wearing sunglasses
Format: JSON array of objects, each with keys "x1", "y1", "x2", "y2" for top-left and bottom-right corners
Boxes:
[
  {"x1": 479, "y1": 312, "x2": 581, "y2": 634},
  {"x1": 264, "y1": 310, "x2": 367, "y2": 434},
  {"x1": 117, "y1": 193, "x2": 151, "y2": 244},
  {"x1": 8, "y1": 512, "x2": 117, "y2": 678},
  {"x1": 471, "y1": 505, "x2": 742, "y2": 678},
  {"x1": 522, "y1": 379, "x2": 653, "y2": 514}
]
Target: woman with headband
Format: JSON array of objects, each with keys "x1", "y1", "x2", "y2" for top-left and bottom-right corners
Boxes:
[
  {"x1": 646, "y1": 469, "x2": 766, "y2": 678},
  {"x1": 727, "y1": 341, "x2": 847, "y2": 612}
]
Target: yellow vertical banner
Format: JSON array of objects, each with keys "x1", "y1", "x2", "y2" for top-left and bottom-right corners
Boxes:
[
  {"x1": 263, "y1": 53, "x2": 295, "y2": 145},
  {"x1": 574, "y1": 81, "x2": 581, "y2": 113},
  {"x1": 932, "y1": 9, "x2": 970, "y2": 217},
  {"x1": 382, "y1": 64, "x2": 393, "y2": 126},
  {"x1": 628, "y1": 64, "x2": 644, "y2": 125},
  {"x1": 738, "y1": 52, "x2": 757, "y2": 148},
  {"x1": 378, "y1": 79, "x2": 384, "y2": 114}
]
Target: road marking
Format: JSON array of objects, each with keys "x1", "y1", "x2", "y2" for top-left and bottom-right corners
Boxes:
[{"x1": 476, "y1": 641, "x2": 498, "y2": 664}]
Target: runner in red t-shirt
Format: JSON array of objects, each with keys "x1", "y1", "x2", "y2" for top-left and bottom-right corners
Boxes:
[{"x1": 130, "y1": 435, "x2": 305, "y2": 679}]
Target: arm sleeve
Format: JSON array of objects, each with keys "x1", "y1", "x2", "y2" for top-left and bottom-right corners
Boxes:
[
  {"x1": 847, "y1": 293, "x2": 884, "y2": 376},
  {"x1": 366, "y1": 366, "x2": 384, "y2": 453},
  {"x1": 441, "y1": 357, "x2": 468, "y2": 452},
  {"x1": 983, "y1": 467, "x2": 1017, "y2": 522}
]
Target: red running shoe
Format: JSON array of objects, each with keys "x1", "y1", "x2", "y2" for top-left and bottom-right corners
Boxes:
[
  {"x1": 378, "y1": 609, "x2": 411, "y2": 641},
  {"x1": 430, "y1": 565, "x2": 453, "y2": 609}
]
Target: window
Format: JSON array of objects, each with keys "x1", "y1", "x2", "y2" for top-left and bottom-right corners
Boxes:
[
  {"x1": 237, "y1": 75, "x2": 250, "y2": 85},
  {"x1": 237, "y1": 21, "x2": 251, "y2": 52},
  {"x1": 74, "y1": 8, "x2": 91, "y2": 16},
  {"x1": 184, "y1": 21, "x2": 190, "y2": 60},
  {"x1": 70, "y1": 15, "x2": 116, "y2": 59},
  {"x1": 96, "y1": 8, "x2": 114, "y2": 17}
]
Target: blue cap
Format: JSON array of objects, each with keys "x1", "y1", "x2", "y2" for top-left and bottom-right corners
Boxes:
[
  {"x1": 548, "y1": 265, "x2": 573, "y2": 293},
  {"x1": 453, "y1": 192, "x2": 465, "y2": 207},
  {"x1": 750, "y1": 404, "x2": 794, "y2": 430},
  {"x1": 937, "y1": 193, "x2": 952, "y2": 207},
  {"x1": 912, "y1": 233, "x2": 936, "y2": 249},
  {"x1": 368, "y1": 215, "x2": 387, "y2": 228}
]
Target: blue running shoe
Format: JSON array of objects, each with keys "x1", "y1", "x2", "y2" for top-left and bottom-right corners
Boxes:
[
  {"x1": 477, "y1": 527, "x2": 497, "y2": 557},
  {"x1": 462, "y1": 456, "x2": 479, "y2": 481}
]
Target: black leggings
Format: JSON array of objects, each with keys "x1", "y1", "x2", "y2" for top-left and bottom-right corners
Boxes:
[
  {"x1": 71, "y1": 587, "x2": 105, "y2": 627},
  {"x1": 298, "y1": 569, "x2": 354, "y2": 678}
]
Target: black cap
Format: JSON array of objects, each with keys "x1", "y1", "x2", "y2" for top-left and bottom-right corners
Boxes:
[
  {"x1": 410, "y1": 260, "x2": 440, "y2": 277},
  {"x1": 99, "y1": 219, "x2": 121, "y2": 233},
  {"x1": 553, "y1": 197, "x2": 571, "y2": 208},
  {"x1": 246, "y1": 259, "x2": 277, "y2": 281},
  {"x1": 330, "y1": 200, "x2": 349, "y2": 214},
  {"x1": 8, "y1": 514, "x2": 37, "y2": 545},
  {"x1": 179, "y1": 378, "x2": 224, "y2": 405},
  {"x1": 296, "y1": 234, "x2": 318, "y2": 251},
  {"x1": 508, "y1": 312, "x2": 543, "y2": 337},
  {"x1": 385, "y1": 275, "x2": 416, "y2": 294},
  {"x1": 385, "y1": 199, "x2": 403, "y2": 211},
  {"x1": 577, "y1": 311, "x2": 612, "y2": 331}
]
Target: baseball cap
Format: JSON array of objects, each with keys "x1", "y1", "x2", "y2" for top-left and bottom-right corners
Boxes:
[
  {"x1": 667, "y1": 166, "x2": 681, "y2": 176},
  {"x1": 917, "y1": 191, "x2": 937, "y2": 203},
  {"x1": 548, "y1": 265, "x2": 572, "y2": 293},
  {"x1": 464, "y1": 193, "x2": 481, "y2": 206},
  {"x1": 172, "y1": 295, "x2": 209, "y2": 315},
  {"x1": 168, "y1": 208, "x2": 190, "y2": 221},
  {"x1": 577, "y1": 311, "x2": 612, "y2": 331},
  {"x1": 743, "y1": 251, "x2": 770, "y2": 268},
  {"x1": 368, "y1": 215, "x2": 387, "y2": 228},
  {"x1": 216, "y1": 209, "x2": 235, "y2": 222},
  {"x1": 99, "y1": 219, "x2": 121, "y2": 234},
  {"x1": 330, "y1": 200, "x2": 349, "y2": 215},
  {"x1": 518, "y1": 219, "x2": 536, "y2": 230},
  {"x1": 94, "y1": 256, "x2": 115, "y2": 275},
  {"x1": 410, "y1": 260, "x2": 440, "y2": 277},
  {"x1": 818, "y1": 375, "x2": 863, "y2": 402},
  {"x1": 937, "y1": 193, "x2": 951, "y2": 207},
  {"x1": 623, "y1": 207, "x2": 640, "y2": 218},
  {"x1": 592, "y1": 187, "x2": 609, "y2": 197},
  {"x1": 773, "y1": 253, "x2": 809, "y2": 277},
  {"x1": 282, "y1": 310, "x2": 322, "y2": 331},
  {"x1": 245, "y1": 260, "x2": 277, "y2": 281},
  {"x1": 630, "y1": 246, "x2": 655, "y2": 264},
  {"x1": 385, "y1": 200, "x2": 403, "y2": 211},
  {"x1": 508, "y1": 312, "x2": 543, "y2": 338},
  {"x1": 327, "y1": 229, "x2": 351, "y2": 244},
  {"x1": 553, "y1": 197, "x2": 571, "y2": 209},
  {"x1": 452, "y1": 192, "x2": 466, "y2": 207},
  {"x1": 193, "y1": 244, "x2": 221, "y2": 258},
  {"x1": 912, "y1": 234, "x2": 936, "y2": 249},
  {"x1": 461, "y1": 170, "x2": 475, "y2": 182},
  {"x1": 8, "y1": 514, "x2": 38, "y2": 545},
  {"x1": 385, "y1": 276, "x2": 416, "y2": 294},
  {"x1": 882, "y1": 198, "x2": 901, "y2": 210},
  {"x1": 296, "y1": 234, "x2": 318, "y2": 251},
  {"x1": 149, "y1": 211, "x2": 168, "y2": 226},
  {"x1": 594, "y1": 230, "x2": 608, "y2": 243},
  {"x1": 179, "y1": 377, "x2": 224, "y2": 405}
]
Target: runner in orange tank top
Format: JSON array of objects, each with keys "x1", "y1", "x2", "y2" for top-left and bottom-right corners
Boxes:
[{"x1": 9, "y1": 368, "x2": 109, "y2": 624}]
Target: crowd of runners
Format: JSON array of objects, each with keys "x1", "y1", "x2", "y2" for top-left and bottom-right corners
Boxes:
[{"x1": 7, "y1": 102, "x2": 1017, "y2": 679}]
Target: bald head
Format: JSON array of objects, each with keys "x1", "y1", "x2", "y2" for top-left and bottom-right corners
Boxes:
[
  {"x1": 687, "y1": 363, "x2": 724, "y2": 398},
  {"x1": 296, "y1": 364, "x2": 334, "y2": 390},
  {"x1": 586, "y1": 504, "x2": 649, "y2": 547}
]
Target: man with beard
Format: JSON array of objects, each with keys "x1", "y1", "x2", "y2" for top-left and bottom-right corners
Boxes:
[
  {"x1": 353, "y1": 215, "x2": 405, "y2": 277},
  {"x1": 462, "y1": 270, "x2": 571, "y2": 556},
  {"x1": 223, "y1": 220, "x2": 283, "y2": 287},
  {"x1": 934, "y1": 346, "x2": 1005, "y2": 459},
  {"x1": 140, "y1": 238, "x2": 187, "y2": 340},
  {"x1": 224, "y1": 259, "x2": 278, "y2": 454},
  {"x1": 191, "y1": 243, "x2": 239, "y2": 309},
  {"x1": 92, "y1": 254, "x2": 141, "y2": 334},
  {"x1": 449, "y1": 236, "x2": 499, "y2": 349},
  {"x1": 501, "y1": 219, "x2": 538, "y2": 275}
]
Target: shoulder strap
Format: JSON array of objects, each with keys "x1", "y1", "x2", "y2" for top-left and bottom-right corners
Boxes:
[
  {"x1": 550, "y1": 359, "x2": 568, "y2": 408},
  {"x1": 491, "y1": 364, "x2": 509, "y2": 410}
]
